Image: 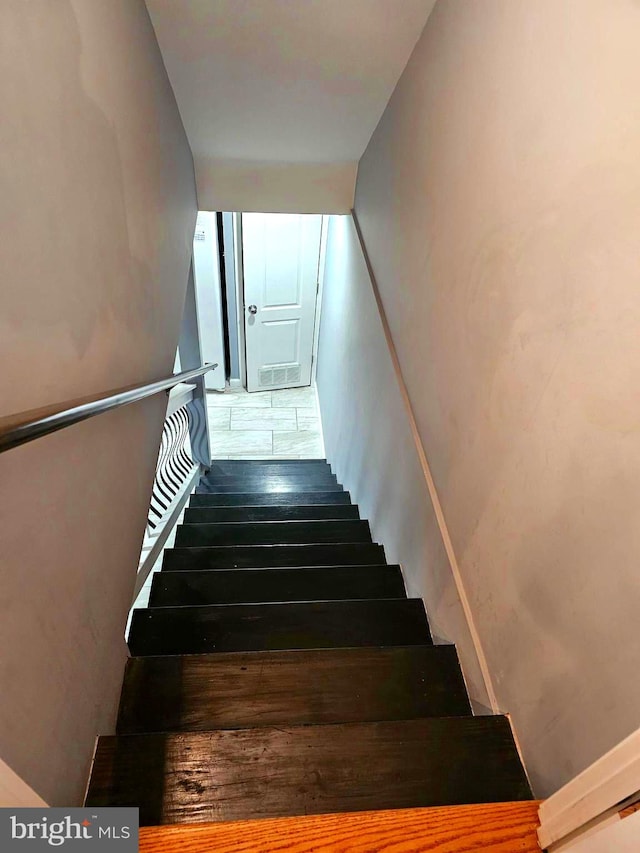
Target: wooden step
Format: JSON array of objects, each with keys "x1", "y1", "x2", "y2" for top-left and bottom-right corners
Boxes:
[
  {"x1": 149, "y1": 566, "x2": 405, "y2": 607},
  {"x1": 208, "y1": 459, "x2": 331, "y2": 472},
  {"x1": 184, "y1": 504, "x2": 360, "y2": 523},
  {"x1": 137, "y1": 801, "x2": 543, "y2": 852},
  {"x1": 163, "y1": 542, "x2": 386, "y2": 571},
  {"x1": 190, "y1": 491, "x2": 351, "y2": 507},
  {"x1": 175, "y1": 520, "x2": 372, "y2": 548},
  {"x1": 196, "y1": 481, "x2": 343, "y2": 494},
  {"x1": 201, "y1": 470, "x2": 338, "y2": 487},
  {"x1": 209, "y1": 458, "x2": 329, "y2": 468},
  {"x1": 117, "y1": 645, "x2": 470, "y2": 734},
  {"x1": 128, "y1": 598, "x2": 431, "y2": 656},
  {"x1": 86, "y1": 717, "x2": 533, "y2": 825}
]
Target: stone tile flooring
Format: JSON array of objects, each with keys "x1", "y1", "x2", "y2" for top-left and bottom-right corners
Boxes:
[{"x1": 207, "y1": 384, "x2": 325, "y2": 459}]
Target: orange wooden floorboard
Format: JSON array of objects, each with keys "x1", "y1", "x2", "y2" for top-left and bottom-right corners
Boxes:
[{"x1": 139, "y1": 801, "x2": 542, "y2": 852}]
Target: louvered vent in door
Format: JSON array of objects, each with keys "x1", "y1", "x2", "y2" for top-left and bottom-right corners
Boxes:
[{"x1": 259, "y1": 365, "x2": 302, "y2": 388}]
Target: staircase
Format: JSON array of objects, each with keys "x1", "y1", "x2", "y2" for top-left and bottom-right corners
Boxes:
[{"x1": 85, "y1": 458, "x2": 532, "y2": 826}]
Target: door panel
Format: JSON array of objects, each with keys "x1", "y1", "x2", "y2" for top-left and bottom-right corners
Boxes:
[{"x1": 243, "y1": 214, "x2": 322, "y2": 392}]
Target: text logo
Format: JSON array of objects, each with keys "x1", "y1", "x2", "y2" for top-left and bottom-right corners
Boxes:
[{"x1": 0, "y1": 809, "x2": 138, "y2": 851}]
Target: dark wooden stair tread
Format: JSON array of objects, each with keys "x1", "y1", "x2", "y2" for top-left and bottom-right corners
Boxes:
[
  {"x1": 90, "y1": 458, "x2": 532, "y2": 822},
  {"x1": 184, "y1": 504, "x2": 360, "y2": 523},
  {"x1": 190, "y1": 491, "x2": 351, "y2": 506},
  {"x1": 149, "y1": 566, "x2": 405, "y2": 607},
  {"x1": 196, "y1": 481, "x2": 343, "y2": 494},
  {"x1": 209, "y1": 458, "x2": 329, "y2": 468},
  {"x1": 201, "y1": 470, "x2": 338, "y2": 484},
  {"x1": 86, "y1": 716, "x2": 532, "y2": 825},
  {"x1": 175, "y1": 520, "x2": 372, "y2": 548},
  {"x1": 117, "y1": 645, "x2": 471, "y2": 734},
  {"x1": 128, "y1": 598, "x2": 431, "y2": 656},
  {"x1": 163, "y1": 542, "x2": 385, "y2": 570}
]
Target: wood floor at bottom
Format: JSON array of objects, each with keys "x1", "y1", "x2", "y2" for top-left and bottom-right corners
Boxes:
[{"x1": 139, "y1": 800, "x2": 542, "y2": 852}]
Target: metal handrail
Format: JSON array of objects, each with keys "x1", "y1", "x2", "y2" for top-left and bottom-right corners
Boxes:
[{"x1": 0, "y1": 363, "x2": 217, "y2": 454}]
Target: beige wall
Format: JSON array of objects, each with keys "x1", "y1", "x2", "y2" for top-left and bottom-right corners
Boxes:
[
  {"x1": 316, "y1": 215, "x2": 491, "y2": 710},
  {"x1": 354, "y1": 0, "x2": 640, "y2": 796},
  {"x1": 0, "y1": 0, "x2": 197, "y2": 804},
  {"x1": 196, "y1": 158, "x2": 357, "y2": 214}
]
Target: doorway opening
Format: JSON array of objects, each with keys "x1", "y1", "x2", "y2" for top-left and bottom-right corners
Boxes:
[{"x1": 192, "y1": 211, "x2": 327, "y2": 459}]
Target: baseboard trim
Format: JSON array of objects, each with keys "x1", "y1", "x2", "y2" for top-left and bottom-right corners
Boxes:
[{"x1": 538, "y1": 725, "x2": 640, "y2": 848}]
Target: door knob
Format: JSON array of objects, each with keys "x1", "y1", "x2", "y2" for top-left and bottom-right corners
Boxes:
[{"x1": 248, "y1": 304, "x2": 257, "y2": 315}]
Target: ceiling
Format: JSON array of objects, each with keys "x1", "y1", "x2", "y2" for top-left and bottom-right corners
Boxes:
[{"x1": 145, "y1": 0, "x2": 436, "y2": 166}]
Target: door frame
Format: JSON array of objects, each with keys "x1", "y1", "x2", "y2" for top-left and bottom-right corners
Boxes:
[
  {"x1": 232, "y1": 212, "x2": 248, "y2": 390},
  {"x1": 310, "y1": 215, "x2": 328, "y2": 386}
]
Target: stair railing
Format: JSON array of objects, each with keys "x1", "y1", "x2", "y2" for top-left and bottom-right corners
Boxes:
[
  {"x1": 0, "y1": 364, "x2": 217, "y2": 454},
  {"x1": 0, "y1": 363, "x2": 218, "y2": 601}
]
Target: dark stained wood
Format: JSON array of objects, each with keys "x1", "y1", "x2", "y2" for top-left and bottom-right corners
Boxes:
[
  {"x1": 209, "y1": 459, "x2": 329, "y2": 469},
  {"x1": 85, "y1": 716, "x2": 533, "y2": 825},
  {"x1": 149, "y1": 566, "x2": 405, "y2": 607},
  {"x1": 162, "y1": 542, "x2": 386, "y2": 570},
  {"x1": 189, "y1": 491, "x2": 351, "y2": 506},
  {"x1": 117, "y1": 645, "x2": 470, "y2": 734},
  {"x1": 138, "y1": 802, "x2": 543, "y2": 853},
  {"x1": 184, "y1": 504, "x2": 360, "y2": 523},
  {"x1": 196, "y1": 481, "x2": 343, "y2": 494},
  {"x1": 128, "y1": 598, "x2": 431, "y2": 656},
  {"x1": 175, "y1": 520, "x2": 372, "y2": 548},
  {"x1": 85, "y1": 460, "x2": 536, "y2": 829},
  {"x1": 201, "y1": 471, "x2": 338, "y2": 487}
]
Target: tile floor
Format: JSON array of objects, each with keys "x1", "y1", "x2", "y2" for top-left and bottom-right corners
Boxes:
[{"x1": 207, "y1": 384, "x2": 325, "y2": 459}]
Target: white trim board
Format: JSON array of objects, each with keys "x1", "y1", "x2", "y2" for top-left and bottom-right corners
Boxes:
[
  {"x1": 538, "y1": 726, "x2": 640, "y2": 849},
  {"x1": 311, "y1": 214, "x2": 328, "y2": 386},
  {"x1": 0, "y1": 757, "x2": 47, "y2": 807},
  {"x1": 232, "y1": 212, "x2": 247, "y2": 389}
]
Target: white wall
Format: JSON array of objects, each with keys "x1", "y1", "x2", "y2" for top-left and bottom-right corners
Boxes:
[
  {"x1": 353, "y1": 0, "x2": 640, "y2": 796},
  {"x1": 196, "y1": 159, "x2": 357, "y2": 214},
  {"x1": 0, "y1": 0, "x2": 196, "y2": 805},
  {"x1": 316, "y1": 215, "x2": 490, "y2": 709}
]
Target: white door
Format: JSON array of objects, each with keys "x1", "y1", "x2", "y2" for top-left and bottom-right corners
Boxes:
[{"x1": 242, "y1": 213, "x2": 322, "y2": 393}]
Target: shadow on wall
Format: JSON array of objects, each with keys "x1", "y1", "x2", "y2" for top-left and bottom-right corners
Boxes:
[
  {"x1": 0, "y1": 0, "x2": 196, "y2": 806},
  {"x1": 315, "y1": 214, "x2": 492, "y2": 712}
]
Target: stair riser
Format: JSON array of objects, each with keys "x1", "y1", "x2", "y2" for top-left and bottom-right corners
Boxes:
[
  {"x1": 196, "y1": 482, "x2": 343, "y2": 494},
  {"x1": 175, "y1": 520, "x2": 372, "y2": 548},
  {"x1": 117, "y1": 646, "x2": 471, "y2": 734},
  {"x1": 209, "y1": 459, "x2": 328, "y2": 467},
  {"x1": 163, "y1": 543, "x2": 386, "y2": 570},
  {"x1": 128, "y1": 599, "x2": 431, "y2": 656},
  {"x1": 201, "y1": 467, "x2": 337, "y2": 484},
  {"x1": 190, "y1": 492, "x2": 351, "y2": 506},
  {"x1": 184, "y1": 505, "x2": 360, "y2": 523},
  {"x1": 209, "y1": 459, "x2": 330, "y2": 470},
  {"x1": 149, "y1": 566, "x2": 405, "y2": 607}
]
